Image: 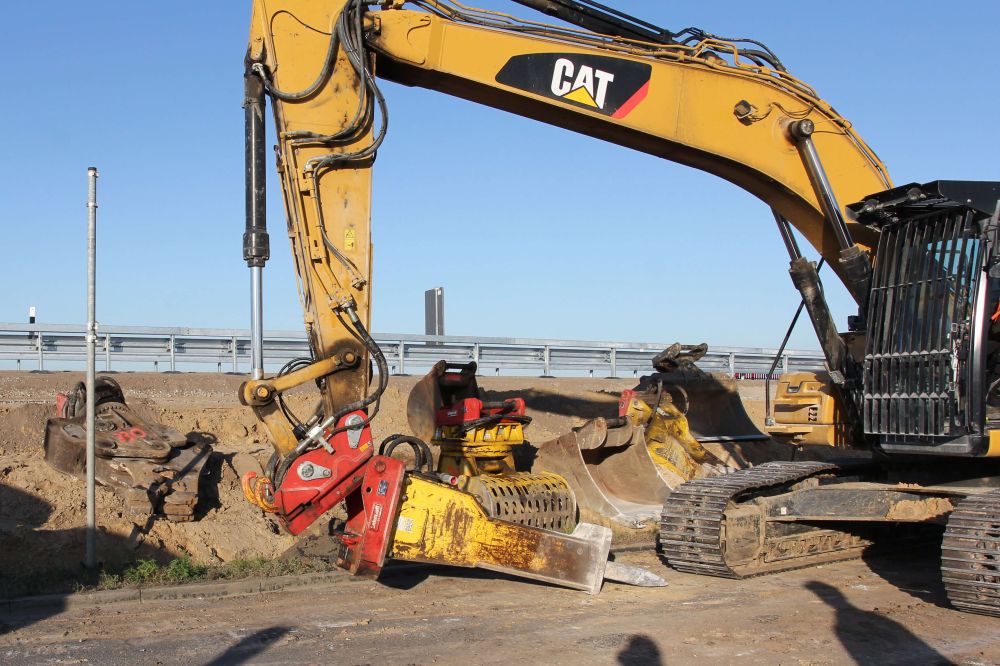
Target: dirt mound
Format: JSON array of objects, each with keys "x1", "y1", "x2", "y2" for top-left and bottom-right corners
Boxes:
[{"x1": 0, "y1": 371, "x2": 770, "y2": 587}]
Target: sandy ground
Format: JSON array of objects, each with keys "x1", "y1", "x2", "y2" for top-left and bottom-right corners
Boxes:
[{"x1": 2, "y1": 550, "x2": 999, "y2": 665}]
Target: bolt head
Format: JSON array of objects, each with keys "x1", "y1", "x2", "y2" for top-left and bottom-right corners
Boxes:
[{"x1": 791, "y1": 119, "x2": 815, "y2": 140}]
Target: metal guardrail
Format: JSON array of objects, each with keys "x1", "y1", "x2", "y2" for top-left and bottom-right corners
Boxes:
[{"x1": 0, "y1": 323, "x2": 825, "y2": 377}]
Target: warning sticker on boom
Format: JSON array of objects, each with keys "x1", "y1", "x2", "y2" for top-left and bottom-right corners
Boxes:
[{"x1": 496, "y1": 53, "x2": 651, "y2": 118}]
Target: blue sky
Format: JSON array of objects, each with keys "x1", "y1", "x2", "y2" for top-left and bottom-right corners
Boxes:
[{"x1": 1, "y1": 1, "x2": 998, "y2": 350}]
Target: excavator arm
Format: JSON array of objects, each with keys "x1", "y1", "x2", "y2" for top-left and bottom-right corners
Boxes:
[{"x1": 238, "y1": 0, "x2": 898, "y2": 589}]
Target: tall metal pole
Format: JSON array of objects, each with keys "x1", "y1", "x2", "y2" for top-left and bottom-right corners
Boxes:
[{"x1": 85, "y1": 167, "x2": 98, "y2": 569}]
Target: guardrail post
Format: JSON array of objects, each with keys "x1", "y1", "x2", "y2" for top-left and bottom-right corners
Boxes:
[
  {"x1": 610, "y1": 348, "x2": 617, "y2": 378},
  {"x1": 542, "y1": 345, "x2": 551, "y2": 377},
  {"x1": 232, "y1": 336, "x2": 238, "y2": 373},
  {"x1": 728, "y1": 352, "x2": 736, "y2": 378},
  {"x1": 169, "y1": 335, "x2": 176, "y2": 372},
  {"x1": 397, "y1": 341, "x2": 405, "y2": 375},
  {"x1": 36, "y1": 331, "x2": 43, "y2": 371},
  {"x1": 472, "y1": 342, "x2": 480, "y2": 369},
  {"x1": 782, "y1": 354, "x2": 789, "y2": 374},
  {"x1": 105, "y1": 334, "x2": 111, "y2": 371}
]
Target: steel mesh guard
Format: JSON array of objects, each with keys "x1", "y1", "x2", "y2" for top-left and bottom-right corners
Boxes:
[{"x1": 863, "y1": 208, "x2": 983, "y2": 442}]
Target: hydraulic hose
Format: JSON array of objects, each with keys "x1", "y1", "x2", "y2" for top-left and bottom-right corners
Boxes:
[{"x1": 379, "y1": 434, "x2": 435, "y2": 474}]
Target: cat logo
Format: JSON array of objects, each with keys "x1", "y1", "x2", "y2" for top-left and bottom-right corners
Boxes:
[
  {"x1": 549, "y1": 58, "x2": 615, "y2": 109},
  {"x1": 496, "y1": 53, "x2": 651, "y2": 119}
]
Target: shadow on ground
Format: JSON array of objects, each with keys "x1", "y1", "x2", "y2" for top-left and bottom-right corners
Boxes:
[
  {"x1": 617, "y1": 633, "x2": 663, "y2": 665},
  {"x1": 862, "y1": 535, "x2": 951, "y2": 610},
  {"x1": 807, "y1": 580, "x2": 954, "y2": 666},
  {"x1": 203, "y1": 626, "x2": 290, "y2": 665},
  {"x1": 0, "y1": 442, "x2": 227, "y2": 635},
  {"x1": 377, "y1": 560, "x2": 574, "y2": 594}
]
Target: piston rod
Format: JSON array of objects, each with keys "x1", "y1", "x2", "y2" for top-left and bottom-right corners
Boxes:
[
  {"x1": 773, "y1": 209, "x2": 846, "y2": 383},
  {"x1": 773, "y1": 207, "x2": 803, "y2": 261},
  {"x1": 244, "y1": 63, "x2": 269, "y2": 380},
  {"x1": 788, "y1": 119, "x2": 872, "y2": 307},
  {"x1": 789, "y1": 119, "x2": 851, "y2": 251}
]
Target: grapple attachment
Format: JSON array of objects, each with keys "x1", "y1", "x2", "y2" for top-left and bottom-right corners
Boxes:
[
  {"x1": 407, "y1": 360, "x2": 578, "y2": 531},
  {"x1": 643, "y1": 343, "x2": 769, "y2": 458},
  {"x1": 43, "y1": 377, "x2": 212, "y2": 521}
]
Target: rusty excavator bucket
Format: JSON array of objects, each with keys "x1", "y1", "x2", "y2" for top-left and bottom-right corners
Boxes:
[
  {"x1": 534, "y1": 416, "x2": 667, "y2": 528},
  {"x1": 43, "y1": 377, "x2": 213, "y2": 521},
  {"x1": 536, "y1": 344, "x2": 769, "y2": 530}
]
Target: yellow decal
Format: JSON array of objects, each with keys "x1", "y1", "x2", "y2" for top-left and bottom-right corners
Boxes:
[
  {"x1": 344, "y1": 228, "x2": 356, "y2": 251},
  {"x1": 563, "y1": 85, "x2": 598, "y2": 108}
]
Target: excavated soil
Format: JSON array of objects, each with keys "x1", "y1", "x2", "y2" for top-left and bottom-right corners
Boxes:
[{"x1": 0, "y1": 371, "x2": 787, "y2": 586}]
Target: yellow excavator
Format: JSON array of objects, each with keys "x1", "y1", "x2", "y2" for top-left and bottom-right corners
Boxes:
[{"x1": 238, "y1": 0, "x2": 1000, "y2": 614}]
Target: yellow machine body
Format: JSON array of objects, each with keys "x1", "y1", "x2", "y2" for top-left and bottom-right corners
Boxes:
[
  {"x1": 621, "y1": 390, "x2": 723, "y2": 482},
  {"x1": 392, "y1": 475, "x2": 610, "y2": 594},
  {"x1": 244, "y1": 0, "x2": 892, "y2": 468},
  {"x1": 243, "y1": 0, "x2": 893, "y2": 464},
  {"x1": 766, "y1": 371, "x2": 851, "y2": 447},
  {"x1": 245, "y1": 0, "x2": 1000, "y2": 592},
  {"x1": 436, "y1": 422, "x2": 525, "y2": 477}
]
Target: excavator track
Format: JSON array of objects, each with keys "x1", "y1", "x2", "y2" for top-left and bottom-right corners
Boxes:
[
  {"x1": 660, "y1": 461, "x2": 851, "y2": 578},
  {"x1": 942, "y1": 489, "x2": 1000, "y2": 617}
]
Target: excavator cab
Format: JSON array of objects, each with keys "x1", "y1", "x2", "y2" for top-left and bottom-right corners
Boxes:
[
  {"x1": 771, "y1": 181, "x2": 1000, "y2": 458},
  {"x1": 852, "y1": 181, "x2": 1000, "y2": 458}
]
